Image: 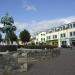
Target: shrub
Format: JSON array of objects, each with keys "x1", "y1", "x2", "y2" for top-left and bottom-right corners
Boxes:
[
  {"x1": 0, "y1": 45, "x2": 17, "y2": 52},
  {"x1": 18, "y1": 45, "x2": 58, "y2": 49}
]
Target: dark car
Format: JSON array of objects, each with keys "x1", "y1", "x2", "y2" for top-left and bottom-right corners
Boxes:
[{"x1": 61, "y1": 45, "x2": 70, "y2": 48}]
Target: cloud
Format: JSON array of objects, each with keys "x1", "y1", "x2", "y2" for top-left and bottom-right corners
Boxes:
[
  {"x1": 24, "y1": 5, "x2": 37, "y2": 11},
  {"x1": 14, "y1": 16, "x2": 75, "y2": 36},
  {"x1": 0, "y1": 16, "x2": 75, "y2": 37},
  {"x1": 22, "y1": 0, "x2": 37, "y2": 12}
]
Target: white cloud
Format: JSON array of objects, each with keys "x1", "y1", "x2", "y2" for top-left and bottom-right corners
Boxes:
[
  {"x1": 24, "y1": 5, "x2": 37, "y2": 11},
  {"x1": 0, "y1": 16, "x2": 75, "y2": 37},
  {"x1": 22, "y1": 0, "x2": 37, "y2": 12},
  {"x1": 14, "y1": 16, "x2": 75, "y2": 36}
]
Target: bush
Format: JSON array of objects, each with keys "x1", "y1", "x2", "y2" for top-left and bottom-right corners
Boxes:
[
  {"x1": 0, "y1": 45, "x2": 17, "y2": 52},
  {"x1": 18, "y1": 45, "x2": 58, "y2": 49}
]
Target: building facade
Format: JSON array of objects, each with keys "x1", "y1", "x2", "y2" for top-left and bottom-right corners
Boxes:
[
  {"x1": 35, "y1": 32, "x2": 47, "y2": 45},
  {"x1": 35, "y1": 22, "x2": 75, "y2": 47}
]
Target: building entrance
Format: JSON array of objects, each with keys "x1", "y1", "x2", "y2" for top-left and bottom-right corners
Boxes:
[
  {"x1": 72, "y1": 41, "x2": 75, "y2": 46},
  {"x1": 62, "y1": 41, "x2": 67, "y2": 45}
]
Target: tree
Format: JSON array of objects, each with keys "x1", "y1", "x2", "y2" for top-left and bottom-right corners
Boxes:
[
  {"x1": 9, "y1": 32, "x2": 18, "y2": 44},
  {"x1": 0, "y1": 13, "x2": 16, "y2": 44},
  {"x1": 19, "y1": 29, "x2": 31, "y2": 44},
  {"x1": 0, "y1": 33, "x2": 2, "y2": 43}
]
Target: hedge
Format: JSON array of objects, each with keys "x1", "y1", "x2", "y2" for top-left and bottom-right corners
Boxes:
[
  {"x1": 18, "y1": 45, "x2": 58, "y2": 49},
  {"x1": 0, "y1": 45, "x2": 17, "y2": 52}
]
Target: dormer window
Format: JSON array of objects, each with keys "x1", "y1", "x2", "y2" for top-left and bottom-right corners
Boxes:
[
  {"x1": 63, "y1": 26, "x2": 65, "y2": 29},
  {"x1": 73, "y1": 23, "x2": 75, "y2": 27},
  {"x1": 65, "y1": 25, "x2": 69, "y2": 29},
  {"x1": 55, "y1": 27, "x2": 59, "y2": 31},
  {"x1": 59, "y1": 26, "x2": 63, "y2": 30},
  {"x1": 69, "y1": 23, "x2": 72, "y2": 28}
]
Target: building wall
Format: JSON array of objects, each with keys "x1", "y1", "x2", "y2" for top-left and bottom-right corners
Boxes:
[
  {"x1": 36, "y1": 32, "x2": 47, "y2": 44},
  {"x1": 35, "y1": 22, "x2": 75, "y2": 47}
]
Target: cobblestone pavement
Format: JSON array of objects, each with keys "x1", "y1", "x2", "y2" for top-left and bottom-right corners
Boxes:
[{"x1": 9, "y1": 48, "x2": 75, "y2": 75}]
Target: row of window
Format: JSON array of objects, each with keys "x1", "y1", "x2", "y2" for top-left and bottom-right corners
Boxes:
[
  {"x1": 47, "y1": 36, "x2": 51, "y2": 39},
  {"x1": 41, "y1": 34, "x2": 45, "y2": 36},
  {"x1": 37, "y1": 38, "x2": 45, "y2": 41},
  {"x1": 70, "y1": 31, "x2": 75, "y2": 36},
  {"x1": 41, "y1": 38, "x2": 45, "y2": 41},
  {"x1": 47, "y1": 31, "x2": 75, "y2": 40},
  {"x1": 47, "y1": 34, "x2": 65, "y2": 40},
  {"x1": 47, "y1": 35, "x2": 57, "y2": 39},
  {"x1": 49, "y1": 23, "x2": 75, "y2": 33},
  {"x1": 37, "y1": 31, "x2": 75, "y2": 42},
  {"x1": 47, "y1": 35, "x2": 57, "y2": 40},
  {"x1": 60, "y1": 33, "x2": 65, "y2": 38},
  {"x1": 53, "y1": 35, "x2": 57, "y2": 39}
]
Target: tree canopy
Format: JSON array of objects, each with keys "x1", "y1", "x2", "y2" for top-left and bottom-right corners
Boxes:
[
  {"x1": 0, "y1": 33, "x2": 2, "y2": 42},
  {"x1": 0, "y1": 13, "x2": 16, "y2": 44},
  {"x1": 19, "y1": 29, "x2": 31, "y2": 44},
  {"x1": 9, "y1": 32, "x2": 17, "y2": 44}
]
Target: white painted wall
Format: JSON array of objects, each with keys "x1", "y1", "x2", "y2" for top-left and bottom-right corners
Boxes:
[
  {"x1": 36, "y1": 32, "x2": 47, "y2": 43},
  {"x1": 35, "y1": 22, "x2": 75, "y2": 47}
]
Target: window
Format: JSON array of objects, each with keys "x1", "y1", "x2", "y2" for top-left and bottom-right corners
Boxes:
[
  {"x1": 65, "y1": 25, "x2": 69, "y2": 29},
  {"x1": 49, "y1": 36, "x2": 51, "y2": 39},
  {"x1": 41, "y1": 38, "x2": 43, "y2": 41},
  {"x1": 70, "y1": 32, "x2": 75, "y2": 36},
  {"x1": 73, "y1": 23, "x2": 75, "y2": 27},
  {"x1": 53, "y1": 35, "x2": 57, "y2": 39},
  {"x1": 47, "y1": 36, "x2": 51, "y2": 40},
  {"x1": 41, "y1": 38, "x2": 45, "y2": 41},
  {"x1": 70, "y1": 32, "x2": 72, "y2": 36},
  {"x1": 60, "y1": 27, "x2": 63, "y2": 31},
  {"x1": 63, "y1": 26, "x2": 65, "y2": 30},
  {"x1": 73, "y1": 32, "x2": 75, "y2": 36},
  {"x1": 47, "y1": 36, "x2": 48, "y2": 39},
  {"x1": 63, "y1": 33, "x2": 65, "y2": 37},
  {"x1": 55, "y1": 35, "x2": 57, "y2": 38},
  {"x1": 53, "y1": 35, "x2": 55, "y2": 39},
  {"x1": 41, "y1": 34, "x2": 45, "y2": 36},
  {"x1": 44, "y1": 38, "x2": 45, "y2": 41},
  {"x1": 69, "y1": 23, "x2": 72, "y2": 28},
  {"x1": 60, "y1": 33, "x2": 65, "y2": 38},
  {"x1": 61, "y1": 34, "x2": 62, "y2": 37},
  {"x1": 37, "y1": 39, "x2": 38, "y2": 41}
]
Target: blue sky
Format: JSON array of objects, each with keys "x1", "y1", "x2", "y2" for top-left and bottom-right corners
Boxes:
[
  {"x1": 0, "y1": 0, "x2": 75, "y2": 22},
  {"x1": 0, "y1": 0, "x2": 75, "y2": 35}
]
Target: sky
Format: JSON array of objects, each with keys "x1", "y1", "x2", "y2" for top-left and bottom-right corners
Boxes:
[{"x1": 0, "y1": 0, "x2": 75, "y2": 36}]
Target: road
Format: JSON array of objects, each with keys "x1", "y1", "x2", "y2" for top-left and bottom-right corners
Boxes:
[{"x1": 11, "y1": 48, "x2": 75, "y2": 75}]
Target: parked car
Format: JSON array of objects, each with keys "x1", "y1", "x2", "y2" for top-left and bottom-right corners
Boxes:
[{"x1": 61, "y1": 45, "x2": 70, "y2": 48}]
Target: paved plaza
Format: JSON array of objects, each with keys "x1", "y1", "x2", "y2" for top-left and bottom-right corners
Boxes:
[{"x1": 10, "y1": 47, "x2": 75, "y2": 75}]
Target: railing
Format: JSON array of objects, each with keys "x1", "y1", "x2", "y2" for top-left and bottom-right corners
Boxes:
[{"x1": 27, "y1": 48, "x2": 61, "y2": 62}]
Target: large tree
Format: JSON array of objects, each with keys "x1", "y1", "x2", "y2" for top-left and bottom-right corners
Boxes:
[
  {"x1": 9, "y1": 32, "x2": 18, "y2": 44},
  {"x1": 0, "y1": 13, "x2": 16, "y2": 44},
  {"x1": 0, "y1": 33, "x2": 2, "y2": 43},
  {"x1": 19, "y1": 29, "x2": 31, "y2": 44}
]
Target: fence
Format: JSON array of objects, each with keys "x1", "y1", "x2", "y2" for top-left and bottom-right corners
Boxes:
[{"x1": 27, "y1": 48, "x2": 61, "y2": 62}]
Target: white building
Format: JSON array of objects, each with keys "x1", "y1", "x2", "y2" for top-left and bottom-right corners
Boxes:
[
  {"x1": 35, "y1": 22, "x2": 75, "y2": 47},
  {"x1": 35, "y1": 32, "x2": 47, "y2": 44}
]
